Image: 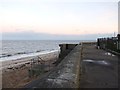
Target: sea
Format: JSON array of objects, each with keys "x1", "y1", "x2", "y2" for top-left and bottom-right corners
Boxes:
[{"x1": 0, "y1": 40, "x2": 83, "y2": 61}]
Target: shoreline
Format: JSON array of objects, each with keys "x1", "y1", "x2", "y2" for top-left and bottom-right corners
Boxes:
[
  {"x1": 0, "y1": 50, "x2": 59, "y2": 61},
  {"x1": 2, "y1": 50, "x2": 59, "y2": 88},
  {"x1": 1, "y1": 50, "x2": 59, "y2": 71}
]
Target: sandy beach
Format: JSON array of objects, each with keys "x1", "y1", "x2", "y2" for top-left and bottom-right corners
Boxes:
[
  {"x1": 1, "y1": 50, "x2": 59, "y2": 88},
  {"x1": 1, "y1": 50, "x2": 59, "y2": 71}
]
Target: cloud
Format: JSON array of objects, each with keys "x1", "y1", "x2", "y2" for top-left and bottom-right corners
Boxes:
[
  {"x1": 0, "y1": 1, "x2": 117, "y2": 35},
  {"x1": 1, "y1": 31, "x2": 114, "y2": 40}
]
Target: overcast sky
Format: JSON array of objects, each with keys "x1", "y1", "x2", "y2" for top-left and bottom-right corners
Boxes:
[{"x1": 0, "y1": 0, "x2": 119, "y2": 40}]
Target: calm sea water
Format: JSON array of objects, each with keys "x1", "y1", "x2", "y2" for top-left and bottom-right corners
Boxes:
[{"x1": 0, "y1": 40, "x2": 81, "y2": 58}]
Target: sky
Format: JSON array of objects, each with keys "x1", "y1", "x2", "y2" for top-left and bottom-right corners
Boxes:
[{"x1": 0, "y1": 0, "x2": 119, "y2": 40}]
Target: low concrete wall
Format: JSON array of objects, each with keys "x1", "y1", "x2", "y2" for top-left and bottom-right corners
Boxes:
[
  {"x1": 80, "y1": 42, "x2": 96, "y2": 45},
  {"x1": 55, "y1": 44, "x2": 78, "y2": 65},
  {"x1": 59, "y1": 44, "x2": 78, "y2": 58},
  {"x1": 24, "y1": 45, "x2": 81, "y2": 88}
]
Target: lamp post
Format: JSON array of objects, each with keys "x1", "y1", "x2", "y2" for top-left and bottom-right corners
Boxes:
[
  {"x1": 118, "y1": 34, "x2": 120, "y2": 52},
  {"x1": 118, "y1": 2, "x2": 120, "y2": 52}
]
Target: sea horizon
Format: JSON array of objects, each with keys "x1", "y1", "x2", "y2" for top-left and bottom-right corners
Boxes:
[{"x1": 0, "y1": 40, "x2": 95, "y2": 61}]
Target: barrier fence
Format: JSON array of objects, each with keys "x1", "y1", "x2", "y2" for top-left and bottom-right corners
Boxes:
[
  {"x1": 28, "y1": 56, "x2": 57, "y2": 77},
  {"x1": 97, "y1": 34, "x2": 120, "y2": 53}
]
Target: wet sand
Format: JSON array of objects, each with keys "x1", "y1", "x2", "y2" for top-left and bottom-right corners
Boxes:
[
  {"x1": 2, "y1": 51, "x2": 59, "y2": 88},
  {"x1": 1, "y1": 51, "x2": 59, "y2": 71}
]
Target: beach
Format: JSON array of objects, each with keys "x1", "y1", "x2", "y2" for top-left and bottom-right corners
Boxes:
[
  {"x1": 1, "y1": 40, "x2": 81, "y2": 88},
  {"x1": 1, "y1": 50, "x2": 59, "y2": 88}
]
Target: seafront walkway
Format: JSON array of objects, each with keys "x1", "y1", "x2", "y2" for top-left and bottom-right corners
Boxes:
[
  {"x1": 22, "y1": 42, "x2": 119, "y2": 88},
  {"x1": 80, "y1": 43, "x2": 119, "y2": 88}
]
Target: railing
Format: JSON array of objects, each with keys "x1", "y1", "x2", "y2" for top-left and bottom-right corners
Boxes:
[{"x1": 97, "y1": 34, "x2": 120, "y2": 53}]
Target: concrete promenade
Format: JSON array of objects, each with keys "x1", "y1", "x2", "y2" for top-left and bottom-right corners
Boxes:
[
  {"x1": 21, "y1": 43, "x2": 119, "y2": 89},
  {"x1": 80, "y1": 43, "x2": 119, "y2": 88}
]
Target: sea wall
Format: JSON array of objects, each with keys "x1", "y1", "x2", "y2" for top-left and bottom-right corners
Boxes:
[
  {"x1": 24, "y1": 44, "x2": 82, "y2": 88},
  {"x1": 55, "y1": 44, "x2": 78, "y2": 65}
]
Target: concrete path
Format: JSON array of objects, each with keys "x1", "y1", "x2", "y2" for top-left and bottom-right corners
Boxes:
[{"x1": 80, "y1": 44, "x2": 119, "y2": 88}]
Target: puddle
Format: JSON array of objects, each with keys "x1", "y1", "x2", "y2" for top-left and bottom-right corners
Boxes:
[
  {"x1": 83, "y1": 60, "x2": 110, "y2": 66},
  {"x1": 105, "y1": 52, "x2": 115, "y2": 56}
]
